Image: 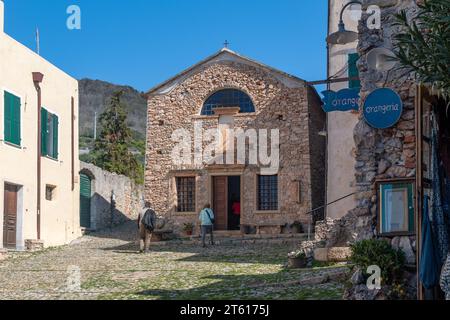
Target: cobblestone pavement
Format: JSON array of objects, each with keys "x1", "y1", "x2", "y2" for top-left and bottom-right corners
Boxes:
[{"x1": 0, "y1": 222, "x2": 347, "y2": 300}]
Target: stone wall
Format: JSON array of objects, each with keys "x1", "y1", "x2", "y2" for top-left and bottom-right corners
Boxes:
[
  {"x1": 80, "y1": 162, "x2": 143, "y2": 230},
  {"x1": 315, "y1": 0, "x2": 420, "y2": 300},
  {"x1": 145, "y1": 52, "x2": 325, "y2": 234}
]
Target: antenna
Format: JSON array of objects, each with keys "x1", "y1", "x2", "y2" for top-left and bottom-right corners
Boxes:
[{"x1": 35, "y1": 26, "x2": 40, "y2": 55}]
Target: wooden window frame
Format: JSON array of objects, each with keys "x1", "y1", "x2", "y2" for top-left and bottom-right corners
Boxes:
[
  {"x1": 256, "y1": 174, "x2": 279, "y2": 212},
  {"x1": 376, "y1": 178, "x2": 416, "y2": 237},
  {"x1": 175, "y1": 176, "x2": 196, "y2": 213}
]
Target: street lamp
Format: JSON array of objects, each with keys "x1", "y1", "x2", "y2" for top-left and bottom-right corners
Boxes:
[{"x1": 326, "y1": 1, "x2": 362, "y2": 45}]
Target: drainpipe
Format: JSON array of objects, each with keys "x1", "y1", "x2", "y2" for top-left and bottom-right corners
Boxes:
[{"x1": 33, "y1": 72, "x2": 44, "y2": 240}]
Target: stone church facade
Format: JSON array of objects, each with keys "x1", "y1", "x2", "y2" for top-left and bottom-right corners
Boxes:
[{"x1": 144, "y1": 48, "x2": 325, "y2": 234}]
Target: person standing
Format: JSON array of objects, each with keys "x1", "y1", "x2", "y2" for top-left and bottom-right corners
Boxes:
[
  {"x1": 138, "y1": 201, "x2": 157, "y2": 253},
  {"x1": 199, "y1": 204, "x2": 215, "y2": 248}
]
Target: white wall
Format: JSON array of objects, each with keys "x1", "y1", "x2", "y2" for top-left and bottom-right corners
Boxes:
[
  {"x1": 326, "y1": 0, "x2": 360, "y2": 219},
  {"x1": 0, "y1": 2, "x2": 81, "y2": 248}
]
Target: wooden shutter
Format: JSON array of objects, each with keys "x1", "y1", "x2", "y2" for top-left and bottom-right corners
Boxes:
[
  {"x1": 348, "y1": 53, "x2": 361, "y2": 89},
  {"x1": 79, "y1": 174, "x2": 92, "y2": 228},
  {"x1": 41, "y1": 108, "x2": 48, "y2": 156},
  {"x1": 52, "y1": 114, "x2": 59, "y2": 159},
  {"x1": 4, "y1": 91, "x2": 21, "y2": 146},
  {"x1": 4, "y1": 92, "x2": 12, "y2": 143}
]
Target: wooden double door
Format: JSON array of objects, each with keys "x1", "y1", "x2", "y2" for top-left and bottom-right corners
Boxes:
[
  {"x1": 3, "y1": 184, "x2": 19, "y2": 249},
  {"x1": 212, "y1": 176, "x2": 241, "y2": 231}
]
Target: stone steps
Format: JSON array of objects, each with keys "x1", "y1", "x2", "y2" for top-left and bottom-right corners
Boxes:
[{"x1": 151, "y1": 233, "x2": 313, "y2": 246}]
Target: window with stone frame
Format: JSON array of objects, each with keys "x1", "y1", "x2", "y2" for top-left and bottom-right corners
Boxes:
[
  {"x1": 257, "y1": 174, "x2": 278, "y2": 211},
  {"x1": 176, "y1": 177, "x2": 196, "y2": 212},
  {"x1": 201, "y1": 89, "x2": 255, "y2": 115}
]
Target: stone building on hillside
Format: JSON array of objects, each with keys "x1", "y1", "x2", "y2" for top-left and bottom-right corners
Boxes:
[{"x1": 144, "y1": 48, "x2": 325, "y2": 235}]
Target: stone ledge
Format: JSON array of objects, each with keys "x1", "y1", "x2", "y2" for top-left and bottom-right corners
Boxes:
[
  {"x1": 25, "y1": 239, "x2": 44, "y2": 252},
  {"x1": 0, "y1": 249, "x2": 8, "y2": 261},
  {"x1": 314, "y1": 247, "x2": 352, "y2": 262}
]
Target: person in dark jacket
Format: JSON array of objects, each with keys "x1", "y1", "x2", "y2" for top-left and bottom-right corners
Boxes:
[{"x1": 138, "y1": 201, "x2": 157, "y2": 253}]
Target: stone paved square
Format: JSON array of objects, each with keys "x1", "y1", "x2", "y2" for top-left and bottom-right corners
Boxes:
[{"x1": 0, "y1": 223, "x2": 346, "y2": 300}]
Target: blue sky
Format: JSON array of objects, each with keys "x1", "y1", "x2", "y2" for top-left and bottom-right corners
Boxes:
[{"x1": 3, "y1": 0, "x2": 328, "y2": 92}]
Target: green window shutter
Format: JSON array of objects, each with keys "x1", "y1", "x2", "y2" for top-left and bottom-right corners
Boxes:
[
  {"x1": 348, "y1": 53, "x2": 361, "y2": 89},
  {"x1": 52, "y1": 114, "x2": 59, "y2": 159},
  {"x1": 4, "y1": 92, "x2": 12, "y2": 143},
  {"x1": 4, "y1": 91, "x2": 21, "y2": 146},
  {"x1": 11, "y1": 94, "x2": 21, "y2": 146},
  {"x1": 41, "y1": 108, "x2": 48, "y2": 156}
]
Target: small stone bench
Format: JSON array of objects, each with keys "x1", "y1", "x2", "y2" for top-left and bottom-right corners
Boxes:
[
  {"x1": 151, "y1": 230, "x2": 174, "y2": 242},
  {"x1": 247, "y1": 223, "x2": 286, "y2": 235}
]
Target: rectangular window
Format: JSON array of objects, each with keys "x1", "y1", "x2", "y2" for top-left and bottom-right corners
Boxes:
[
  {"x1": 4, "y1": 91, "x2": 21, "y2": 146},
  {"x1": 45, "y1": 185, "x2": 56, "y2": 201},
  {"x1": 176, "y1": 177, "x2": 196, "y2": 212},
  {"x1": 41, "y1": 108, "x2": 59, "y2": 159},
  {"x1": 257, "y1": 175, "x2": 279, "y2": 211},
  {"x1": 378, "y1": 180, "x2": 415, "y2": 235},
  {"x1": 348, "y1": 53, "x2": 361, "y2": 89}
]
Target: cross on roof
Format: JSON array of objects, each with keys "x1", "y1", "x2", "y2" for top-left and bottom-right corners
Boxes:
[{"x1": 223, "y1": 40, "x2": 230, "y2": 48}]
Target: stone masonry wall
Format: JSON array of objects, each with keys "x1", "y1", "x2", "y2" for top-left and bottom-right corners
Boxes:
[
  {"x1": 145, "y1": 58, "x2": 324, "y2": 234},
  {"x1": 317, "y1": 0, "x2": 418, "y2": 254},
  {"x1": 80, "y1": 162, "x2": 143, "y2": 230}
]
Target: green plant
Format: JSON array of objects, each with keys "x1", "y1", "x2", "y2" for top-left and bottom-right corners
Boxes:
[
  {"x1": 393, "y1": 0, "x2": 450, "y2": 101},
  {"x1": 291, "y1": 221, "x2": 304, "y2": 233},
  {"x1": 350, "y1": 239, "x2": 406, "y2": 285},
  {"x1": 183, "y1": 223, "x2": 194, "y2": 233},
  {"x1": 288, "y1": 250, "x2": 306, "y2": 259},
  {"x1": 90, "y1": 91, "x2": 144, "y2": 184}
]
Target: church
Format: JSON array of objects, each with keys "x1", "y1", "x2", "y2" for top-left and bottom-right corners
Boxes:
[{"x1": 144, "y1": 48, "x2": 325, "y2": 235}]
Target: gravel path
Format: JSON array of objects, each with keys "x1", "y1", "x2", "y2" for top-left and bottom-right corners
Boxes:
[{"x1": 0, "y1": 222, "x2": 347, "y2": 300}]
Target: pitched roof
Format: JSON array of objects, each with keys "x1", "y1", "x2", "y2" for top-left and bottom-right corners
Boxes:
[{"x1": 146, "y1": 48, "x2": 306, "y2": 96}]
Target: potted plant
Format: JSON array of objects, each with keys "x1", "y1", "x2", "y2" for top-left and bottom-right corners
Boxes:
[
  {"x1": 287, "y1": 250, "x2": 307, "y2": 269},
  {"x1": 291, "y1": 221, "x2": 304, "y2": 234},
  {"x1": 183, "y1": 223, "x2": 194, "y2": 236}
]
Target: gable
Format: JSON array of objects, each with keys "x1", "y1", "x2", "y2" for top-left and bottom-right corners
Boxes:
[{"x1": 146, "y1": 49, "x2": 306, "y2": 96}]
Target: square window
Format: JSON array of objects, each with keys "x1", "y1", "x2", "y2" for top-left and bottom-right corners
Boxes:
[
  {"x1": 176, "y1": 177, "x2": 196, "y2": 212},
  {"x1": 257, "y1": 175, "x2": 278, "y2": 211},
  {"x1": 45, "y1": 185, "x2": 56, "y2": 201}
]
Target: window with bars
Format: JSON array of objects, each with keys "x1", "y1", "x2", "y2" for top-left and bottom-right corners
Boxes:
[
  {"x1": 201, "y1": 89, "x2": 255, "y2": 115},
  {"x1": 176, "y1": 177, "x2": 196, "y2": 212},
  {"x1": 257, "y1": 175, "x2": 278, "y2": 211}
]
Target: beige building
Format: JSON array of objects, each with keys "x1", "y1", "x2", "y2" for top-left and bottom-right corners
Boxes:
[
  {"x1": 325, "y1": 0, "x2": 360, "y2": 219},
  {"x1": 145, "y1": 48, "x2": 325, "y2": 235},
  {"x1": 0, "y1": 1, "x2": 81, "y2": 250}
]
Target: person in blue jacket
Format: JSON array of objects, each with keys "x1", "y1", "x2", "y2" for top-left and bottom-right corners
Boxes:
[{"x1": 199, "y1": 204, "x2": 215, "y2": 248}]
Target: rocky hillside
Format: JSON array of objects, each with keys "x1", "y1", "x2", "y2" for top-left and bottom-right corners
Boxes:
[{"x1": 78, "y1": 79, "x2": 147, "y2": 140}]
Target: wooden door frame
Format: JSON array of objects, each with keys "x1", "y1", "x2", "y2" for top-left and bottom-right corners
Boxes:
[
  {"x1": 415, "y1": 85, "x2": 440, "y2": 300},
  {"x1": 2, "y1": 182, "x2": 23, "y2": 250},
  {"x1": 209, "y1": 170, "x2": 244, "y2": 231}
]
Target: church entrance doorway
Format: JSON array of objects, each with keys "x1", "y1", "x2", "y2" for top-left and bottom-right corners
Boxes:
[{"x1": 212, "y1": 176, "x2": 241, "y2": 231}]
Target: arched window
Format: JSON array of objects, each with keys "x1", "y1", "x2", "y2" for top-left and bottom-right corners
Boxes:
[{"x1": 201, "y1": 89, "x2": 255, "y2": 116}]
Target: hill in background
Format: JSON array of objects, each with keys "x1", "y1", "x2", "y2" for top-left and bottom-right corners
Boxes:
[{"x1": 78, "y1": 78, "x2": 148, "y2": 156}]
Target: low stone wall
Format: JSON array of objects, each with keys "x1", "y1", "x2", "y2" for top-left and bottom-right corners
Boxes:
[{"x1": 80, "y1": 162, "x2": 143, "y2": 230}]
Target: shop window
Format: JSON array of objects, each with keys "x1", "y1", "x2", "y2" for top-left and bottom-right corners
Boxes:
[
  {"x1": 257, "y1": 175, "x2": 279, "y2": 211},
  {"x1": 176, "y1": 177, "x2": 196, "y2": 212},
  {"x1": 4, "y1": 91, "x2": 21, "y2": 146},
  {"x1": 377, "y1": 179, "x2": 415, "y2": 235}
]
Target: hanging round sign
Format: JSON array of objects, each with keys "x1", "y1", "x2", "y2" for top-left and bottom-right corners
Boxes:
[{"x1": 363, "y1": 88, "x2": 403, "y2": 129}]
